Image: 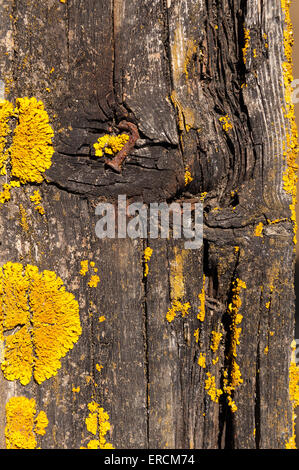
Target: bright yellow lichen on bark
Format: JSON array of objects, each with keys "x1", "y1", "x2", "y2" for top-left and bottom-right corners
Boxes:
[
  {"x1": 30, "y1": 190, "x2": 45, "y2": 215},
  {"x1": 254, "y1": 222, "x2": 264, "y2": 237},
  {"x1": 10, "y1": 97, "x2": 54, "y2": 183},
  {"x1": 210, "y1": 331, "x2": 222, "y2": 353},
  {"x1": 0, "y1": 100, "x2": 14, "y2": 172},
  {"x1": 242, "y1": 28, "x2": 251, "y2": 64},
  {"x1": 286, "y1": 340, "x2": 299, "y2": 448},
  {"x1": 143, "y1": 247, "x2": 153, "y2": 277},
  {"x1": 5, "y1": 396, "x2": 48, "y2": 449},
  {"x1": 83, "y1": 401, "x2": 114, "y2": 449},
  {"x1": 197, "y1": 275, "x2": 206, "y2": 321},
  {"x1": 198, "y1": 353, "x2": 206, "y2": 368},
  {"x1": 223, "y1": 278, "x2": 246, "y2": 413},
  {"x1": 184, "y1": 168, "x2": 193, "y2": 186},
  {"x1": 219, "y1": 114, "x2": 233, "y2": 132},
  {"x1": 281, "y1": 0, "x2": 298, "y2": 246},
  {"x1": 93, "y1": 134, "x2": 129, "y2": 158},
  {"x1": 0, "y1": 262, "x2": 81, "y2": 385},
  {"x1": 205, "y1": 372, "x2": 223, "y2": 403},
  {"x1": 166, "y1": 299, "x2": 191, "y2": 323},
  {"x1": 88, "y1": 275, "x2": 100, "y2": 288}
]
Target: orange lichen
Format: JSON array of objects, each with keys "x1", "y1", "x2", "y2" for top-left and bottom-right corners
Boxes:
[
  {"x1": 19, "y1": 204, "x2": 29, "y2": 232},
  {"x1": 5, "y1": 396, "x2": 48, "y2": 449},
  {"x1": 281, "y1": 0, "x2": 298, "y2": 246},
  {"x1": 0, "y1": 262, "x2": 81, "y2": 385},
  {"x1": 80, "y1": 260, "x2": 89, "y2": 276},
  {"x1": 197, "y1": 275, "x2": 206, "y2": 321},
  {"x1": 223, "y1": 278, "x2": 246, "y2": 412},
  {"x1": 83, "y1": 401, "x2": 114, "y2": 449},
  {"x1": 93, "y1": 134, "x2": 129, "y2": 158},
  {"x1": 143, "y1": 247, "x2": 153, "y2": 277}
]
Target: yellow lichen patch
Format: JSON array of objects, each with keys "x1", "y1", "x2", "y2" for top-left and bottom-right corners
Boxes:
[
  {"x1": 223, "y1": 278, "x2": 246, "y2": 412},
  {"x1": 194, "y1": 328, "x2": 199, "y2": 343},
  {"x1": 184, "y1": 167, "x2": 193, "y2": 186},
  {"x1": 242, "y1": 28, "x2": 251, "y2": 64},
  {"x1": 197, "y1": 275, "x2": 206, "y2": 322},
  {"x1": 183, "y1": 39, "x2": 198, "y2": 80},
  {"x1": 93, "y1": 133, "x2": 129, "y2": 158},
  {"x1": 0, "y1": 100, "x2": 14, "y2": 172},
  {"x1": 19, "y1": 204, "x2": 29, "y2": 232},
  {"x1": 99, "y1": 315, "x2": 106, "y2": 323},
  {"x1": 84, "y1": 401, "x2": 114, "y2": 449},
  {"x1": 34, "y1": 410, "x2": 49, "y2": 436},
  {"x1": 0, "y1": 181, "x2": 21, "y2": 204},
  {"x1": 219, "y1": 114, "x2": 233, "y2": 132},
  {"x1": 72, "y1": 386, "x2": 80, "y2": 393},
  {"x1": 80, "y1": 260, "x2": 89, "y2": 276},
  {"x1": 205, "y1": 372, "x2": 223, "y2": 403},
  {"x1": 5, "y1": 396, "x2": 48, "y2": 449},
  {"x1": 0, "y1": 262, "x2": 81, "y2": 385},
  {"x1": 210, "y1": 331, "x2": 222, "y2": 353},
  {"x1": 143, "y1": 247, "x2": 153, "y2": 278},
  {"x1": 30, "y1": 190, "x2": 45, "y2": 215},
  {"x1": 254, "y1": 222, "x2": 264, "y2": 237},
  {"x1": 10, "y1": 97, "x2": 54, "y2": 184},
  {"x1": 170, "y1": 91, "x2": 195, "y2": 132},
  {"x1": 281, "y1": 0, "x2": 298, "y2": 246},
  {"x1": 166, "y1": 299, "x2": 191, "y2": 323},
  {"x1": 197, "y1": 353, "x2": 206, "y2": 369},
  {"x1": 286, "y1": 341, "x2": 299, "y2": 448},
  {"x1": 88, "y1": 275, "x2": 100, "y2": 288}
]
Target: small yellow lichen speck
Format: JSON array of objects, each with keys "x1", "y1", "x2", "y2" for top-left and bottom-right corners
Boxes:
[
  {"x1": 143, "y1": 247, "x2": 153, "y2": 277},
  {"x1": 19, "y1": 204, "x2": 29, "y2": 232},
  {"x1": 223, "y1": 278, "x2": 246, "y2": 412},
  {"x1": 197, "y1": 353, "x2": 206, "y2": 369},
  {"x1": 254, "y1": 222, "x2": 264, "y2": 237},
  {"x1": 0, "y1": 262, "x2": 81, "y2": 385},
  {"x1": 210, "y1": 331, "x2": 222, "y2": 353},
  {"x1": 242, "y1": 28, "x2": 251, "y2": 64},
  {"x1": 184, "y1": 168, "x2": 193, "y2": 186},
  {"x1": 72, "y1": 386, "x2": 80, "y2": 393},
  {"x1": 5, "y1": 396, "x2": 48, "y2": 449},
  {"x1": 88, "y1": 275, "x2": 100, "y2": 288},
  {"x1": 99, "y1": 315, "x2": 106, "y2": 323},
  {"x1": 219, "y1": 114, "x2": 233, "y2": 132},
  {"x1": 93, "y1": 134, "x2": 129, "y2": 158},
  {"x1": 197, "y1": 275, "x2": 206, "y2": 322},
  {"x1": 205, "y1": 372, "x2": 223, "y2": 403},
  {"x1": 80, "y1": 260, "x2": 89, "y2": 276},
  {"x1": 30, "y1": 190, "x2": 45, "y2": 215}
]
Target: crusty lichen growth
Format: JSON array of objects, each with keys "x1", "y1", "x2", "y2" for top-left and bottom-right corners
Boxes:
[
  {"x1": 197, "y1": 275, "x2": 206, "y2": 321},
  {"x1": 286, "y1": 340, "x2": 299, "y2": 448},
  {"x1": 281, "y1": 0, "x2": 298, "y2": 246},
  {"x1": 219, "y1": 114, "x2": 233, "y2": 132},
  {"x1": 0, "y1": 262, "x2": 81, "y2": 385},
  {"x1": 0, "y1": 100, "x2": 14, "y2": 172},
  {"x1": 184, "y1": 168, "x2": 193, "y2": 186},
  {"x1": 82, "y1": 401, "x2": 114, "y2": 449},
  {"x1": 5, "y1": 396, "x2": 48, "y2": 449},
  {"x1": 10, "y1": 97, "x2": 54, "y2": 183},
  {"x1": 143, "y1": 247, "x2": 153, "y2": 277},
  {"x1": 166, "y1": 299, "x2": 191, "y2": 323},
  {"x1": 223, "y1": 278, "x2": 246, "y2": 413},
  {"x1": 254, "y1": 222, "x2": 264, "y2": 237},
  {"x1": 30, "y1": 190, "x2": 45, "y2": 215},
  {"x1": 93, "y1": 133, "x2": 129, "y2": 158},
  {"x1": 205, "y1": 372, "x2": 223, "y2": 403},
  {"x1": 242, "y1": 28, "x2": 251, "y2": 64},
  {"x1": 210, "y1": 331, "x2": 222, "y2": 353}
]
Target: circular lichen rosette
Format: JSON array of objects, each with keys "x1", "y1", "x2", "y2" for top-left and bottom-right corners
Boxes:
[{"x1": 0, "y1": 262, "x2": 82, "y2": 385}]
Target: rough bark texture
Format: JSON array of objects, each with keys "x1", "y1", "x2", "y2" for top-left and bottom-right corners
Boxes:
[{"x1": 0, "y1": 0, "x2": 296, "y2": 449}]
